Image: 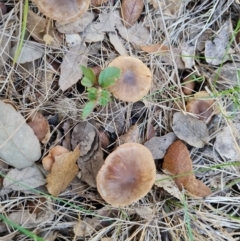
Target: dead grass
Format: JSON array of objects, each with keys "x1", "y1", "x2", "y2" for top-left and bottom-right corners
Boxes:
[{"x1": 1, "y1": 0, "x2": 240, "y2": 240}]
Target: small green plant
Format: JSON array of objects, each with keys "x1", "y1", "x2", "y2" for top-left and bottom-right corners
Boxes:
[{"x1": 80, "y1": 66, "x2": 121, "y2": 119}]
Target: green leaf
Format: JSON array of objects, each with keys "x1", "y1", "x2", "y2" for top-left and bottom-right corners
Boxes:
[
  {"x1": 82, "y1": 101, "x2": 96, "y2": 119},
  {"x1": 81, "y1": 77, "x2": 93, "y2": 87},
  {"x1": 80, "y1": 66, "x2": 96, "y2": 84},
  {"x1": 87, "y1": 87, "x2": 98, "y2": 101},
  {"x1": 98, "y1": 67, "x2": 121, "y2": 88},
  {"x1": 99, "y1": 90, "x2": 111, "y2": 106}
]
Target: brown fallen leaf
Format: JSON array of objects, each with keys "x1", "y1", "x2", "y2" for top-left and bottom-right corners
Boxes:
[
  {"x1": 141, "y1": 43, "x2": 169, "y2": 53},
  {"x1": 91, "y1": 0, "x2": 109, "y2": 7},
  {"x1": 46, "y1": 146, "x2": 80, "y2": 196},
  {"x1": 121, "y1": 0, "x2": 144, "y2": 27}
]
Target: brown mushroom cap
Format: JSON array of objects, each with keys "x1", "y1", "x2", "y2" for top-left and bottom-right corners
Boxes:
[
  {"x1": 96, "y1": 143, "x2": 156, "y2": 207},
  {"x1": 108, "y1": 56, "x2": 152, "y2": 102},
  {"x1": 32, "y1": 0, "x2": 90, "y2": 23}
]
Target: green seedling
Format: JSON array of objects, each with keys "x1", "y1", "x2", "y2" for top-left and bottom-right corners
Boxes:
[{"x1": 80, "y1": 66, "x2": 121, "y2": 119}]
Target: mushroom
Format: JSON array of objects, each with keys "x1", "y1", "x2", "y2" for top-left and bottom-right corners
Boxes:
[
  {"x1": 42, "y1": 146, "x2": 69, "y2": 171},
  {"x1": 96, "y1": 143, "x2": 156, "y2": 206},
  {"x1": 108, "y1": 56, "x2": 152, "y2": 102},
  {"x1": 186, "y1": 91, "x2": 215, "y2": 123},
  {"x1": 162, "y1": 140, "x2": 211, "y2": 197},
  {"x1": 31, "y1": 0, "x2": 90, "y2": 24}
]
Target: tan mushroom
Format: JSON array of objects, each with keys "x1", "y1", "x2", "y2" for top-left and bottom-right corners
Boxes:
[
  {"x1": 96, "y1": 143, "x2": 156, "y2": 206},
  {"x1": 42, "y1": 146, "x2": 69, "y2": 171},
  {"x1": 163, "y1": 140, "x2": 212, "y2": 197},
  {"x1": 32, "y1": 0, "x2": 90, "y2": 24},
  {"x1": 108, "y1": 56, "x2": 152, "y2": 102}
]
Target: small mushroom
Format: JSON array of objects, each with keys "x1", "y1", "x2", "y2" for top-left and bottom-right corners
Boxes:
[
  {"x1": 32, "y1": 0, "x2": 90, "y2": 24},
  {"x1": 162, "y1": 140, "x2": 211, "y2": 197},
  {"x1": 186, "y1": 91, "x2": 215, "y2": 123},
  {"x1": 42, "y1": 146, "x2": 69, "y2": 171},
  {"x1": 97, "y1": 143, "x2": 156, "y2": 207},
  {"x1": 108, "y1": 56, "x2": 152, "y2": 102}
]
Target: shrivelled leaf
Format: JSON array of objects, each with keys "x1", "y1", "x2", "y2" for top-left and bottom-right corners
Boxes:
[
  {"x1": 46, "y1": 146, "x2": 80, "y2": 196},
  {"x1": 3, "y1": 166, "x2": 46, "y2": 191},
  {"x1": 98, "y1": 67, "x2": 121, "y2": 88},
  {"x1": 140, "y1": 43, "x2": 169, "y2": 53},
  {"x1": 82, "y1": 101, "x2": 96, "y2": 119},
  {"x1": 135, "y1": 207, "x2": 154, "y2": 221},
  {"x1": 80, "y1": 66, "x2": 96, "y2": 84},
  {"x1": 0, "y1": 100, "x2": 41, "y2": 169},
  {"x1": 172, "y1": 112, "x2": 210, "y2": 148},
  {"x1": 121, "y1": 0, "x2": 144, "y2": 27}
]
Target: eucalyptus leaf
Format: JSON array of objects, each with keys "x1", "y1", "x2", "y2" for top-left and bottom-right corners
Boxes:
[
  {"x1": 82, "y1": 101, "x2": 96, "y2": 119},
  {"x1": 80, "y1": 66, "x2": 96, "y2": 84},
  {"x1": 98, "y1": 67, "x2": 121, "y2": 88}
]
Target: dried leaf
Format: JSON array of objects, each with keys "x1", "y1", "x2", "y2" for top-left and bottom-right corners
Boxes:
[
  {"x1": 10, "y1": 42, "x2": 44, "y2": 64},
  {"x1": 141, "y1": 43, "x2": 169, "y2": 53},
  {"x1": 91, "y1": 0, "x2": 109, "y2": 7},
  {"x1": 181, "y1": 43, "x2": 195, "y2": 68},
  {"x1": 161, "y1": 48, "x2": 185, "y2": 69},
  {"x1": 109, "y1": 33, "x2": 128, "y2": 56},
  {"x1": 0, "y1": 100, "x2": 41, "y2": 169},
  {"x1": 155, "y1": 173, "x2": 183, "y2": 201},
  {"x1": 74, "y1": 218, "x2": 99, "y2": 237},
  {"x1": 59, "y1": 45, "x2": 88, "y2": 91},
  {"x1": 56, "y1": 11, "x2": 95, "y2": 34},
  {"x1": 135, "y1": 207, "x2": 154, "y2": 221},
  {"x1": 214, "y1": 124, "x2": 240, "y2": 161},
  {"x1": 0, "y1": 34, "x2": 10, "y2": 68},
  {"x1": 71, "y1": 122, "x2": 104, "y2": 187},
  {"x1": 205, "y1": 21, "x2": 230, "y2": 65},
  {"x1": 172, "y1": 112, "x2": 210, "y2": 148},
  {"x1": 118, "y1": 125, "x2": 139, "y2": 145},
  {"x1": 65, "y1": 34, "x2": 82, "y2": 48},
  {"x1": 3, "y1": 166, "x2": 45, "y2": 191},
  {"x1": 121, "y1": 0, "x2": 144, "y2": 27},
  {"x1": 144, "y1": 133, "x2": 177, "y2": 159},
  {"x1": 117, "y1": 21, "x2": 150, "y2": 46},
  {"x1": 46, "y1": 146, "x2": 80, "y2": 196},
  {"x1": 149, "y1": 0, "x2": 181, "y2": 16},
  {"x1": 27, "y1": 10, "x2": 62, "y2": 47}
]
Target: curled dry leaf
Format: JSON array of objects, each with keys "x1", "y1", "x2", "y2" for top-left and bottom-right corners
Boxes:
[
  {"x1": 3, "y1": 166, "x2": 46, "y2": 191},
  {"x1": 0, "y1": 100, "x2": 41, "y2": 169},
  {"x1": 144, "y1": 132, "x2": 177, "y2": 159},
  {"x1": 121, "y1": 0, "x2": 144, "y2": 27},
  {"x1": 27, "y1": 112, "x2": 50, "y2": 144},
  {"x1": 91, "y1": 0, "x2": 109, "y2": 6},
  {"x1": 108, "y1": 33, "x2": 128, "y2": 56},
  {"x1": 46, "y1": 146, "x2": 80, "y2": 196},
  {"x1": 172, "y1": 112, "x2": 210, "y2": 148},
  {"x1": 155, "y1": 173, "x2": 183, "y2": 201},
  {"x1": 163, "y1": 140, "x2": 212, "y2": 197}
]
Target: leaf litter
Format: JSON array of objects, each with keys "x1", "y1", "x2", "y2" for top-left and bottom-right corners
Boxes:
[{"x1": 1, "y1": 1, "x2": 240, "y2": 240}]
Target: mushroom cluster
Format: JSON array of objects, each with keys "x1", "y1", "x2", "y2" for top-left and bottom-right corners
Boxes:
[
  {"x1": 97, "y1": 143, "x2": 156, "y2": 207},
  {"x1": 32, "y1": 0, "x2": 90, "y2": 23},
  {"x1": 108, "y1": 56, "x2": 152, "y2": 102}
]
